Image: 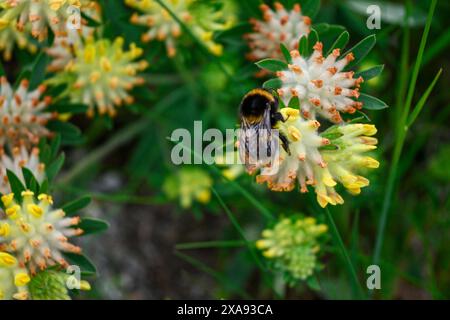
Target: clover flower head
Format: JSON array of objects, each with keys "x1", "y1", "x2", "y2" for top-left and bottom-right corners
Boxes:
[
  {"x1": 48, "y1": 37, "x2": 148, "y2": 117},
  {"x1": 0, "y1": 0, "x2": 84, "y2": 41},
  {"x1": 0, "y1": 77, "x2": 55, "y2": 148},
  {"x1": 46, "y1": 1, "x2": 102, "y2": 72},
  {"x1": 126, "y1": 0, "x2": 232, "y2": 57},
  {"x1": 256, "y1": 216, "x2": 327, "y2": 281},
  {"x1": 0, "y1": 191, "x2": 83, "y2": 274},
  {"x1": 0, "y1": 144, "x2": 45, "y2": 195},
  {"x1": 276, "y1": 42, "x2": 364, "y2": 123},
  {"x1": 0, "y1": 21, "x2": 37, "y2": 61},
  {"x1": 245, "y1": 2, "x2": 311, "y2": 63},
  {"x1": 254, "y1": 108, "x2": 379, "y2": 207},
  {"x1": 163, "y1": 168, "x2": 212, "y2": 208},
  {"x1": 0, "y1": 251, "x2": 30, "y2": 300},
  {"x1": 28, "y1": 269, "x2": 90, "y2": 300},
  {"x1": 126, "y1": 0, "x2": 193, "y2": 57}
]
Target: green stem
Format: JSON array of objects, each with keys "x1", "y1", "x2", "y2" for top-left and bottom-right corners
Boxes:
[
  {"x1": 373, "y1": 0, "x2": 437, "y2": 266},
  {"x1": 212, "y1": 188, "x2": 282, "y2": 299},
  {"x1": 174, "y1": 251, "x2": 252, "y2": 299},
  {"x1": 324, "y1": 207, "x2": 365, "y2": 299}
]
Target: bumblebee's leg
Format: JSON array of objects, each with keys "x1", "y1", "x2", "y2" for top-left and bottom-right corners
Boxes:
[{"x1": 279, "y1": 132, "x2": 291, "y2": 155}]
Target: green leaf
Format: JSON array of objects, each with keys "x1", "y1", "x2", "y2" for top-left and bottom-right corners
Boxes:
[
  {"x1": 359, "y1": 93, "x2": 389, "y2": 110},
  {"x1": 298, "y1": 35, "x2": 309, "y2": 56},
  {"x1": 355, "y1": 65, "x2": 384, "y2": 81},
  {"x1": 29, "y1": 51, "x2": 49, "y2": 90},
  {"x1": 280, "y1": 43, "x2": 292, "y2": 64},
  {"x1": 255, "y1": 59, "x2": 288, "y2": 72},
  {"x1": 306, "y1": 276, "x2": 322, "y2": 291},
  {"x1": 40, "y1": 179, "x2": 49, "y2": 194},
  {"x1": 50, "y1": 134, "x2": 61, "y2": 159},
  {"x1": 6, "y1": 170, "x2": 26, "y2": 202},
  {"x1": 327, "y1": 31, "x2": 350, "y2": 55},
  {"x1": 307, "y1": 28, "x2": 319, "y2": 53},
  {"x1": 262, "y1": 78, "x2": 283, "y2": 90},
  {"x1": 407, "y1": 68, "x2": 442, "y2": 127},
  {"x1": 63, "y1": 253, "x2": 97, "y2": 276},
  {"x1": 47, "y1": 120, "x2": 81, "y2": 138},
  {"x1": 22, "y1": 167, "x2": 39, "y2": 194},
  {"x1": 49, "y1": 103, "x2": 88, "y2": 114},
  {"x1": 302, "y1": 0, "x2": 321, "y2": 19},
  {"x1": 77, "y1": 218, "x2": 109, "y2": 236},
  {"x1": 62, "y1": 196, "x2": 91, "y2": 216},
  {"x1": 46, "y1": 153, "x2": 65, "y2": 182},
  {"x1": 0, "y1": 60, "x2": 4, "y2": 76},
  {"x1": 344, "y1": 34, "x2": 376, "y2": 69}
]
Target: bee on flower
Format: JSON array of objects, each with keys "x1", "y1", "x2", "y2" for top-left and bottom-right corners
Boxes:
[
  {"x1": 0, "y1": 77, "x2": 56, "y2": 149},
  {"x1": 256, "y1": 216, "x2": 327, "y2": 282},
  {"x1": 0, "y1": 190, "x2": 83, "y2": 275},
  {"x1": 46, "y1": 37, "x2": 149, "y2": 117},
  {"x1": 245, "y1": 2, "x2": 311, "y2": 76},
  {"x1": 125, "y1": 0, "x2": 235, "y2": 57}
]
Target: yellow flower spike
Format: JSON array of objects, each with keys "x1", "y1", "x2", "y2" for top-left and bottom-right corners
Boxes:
[
  {"x1": 196, "y1": 189, "x2": 211, "y2": 204},
  {"x1": 14, "y1": 273, "x2": 31, "y2": 287},
  {"x1": 0, "y1": 252, "x2": 17, "y2": 267},
  {"x1": 316, "y1": 224, "x2": 328, "y2": 234},
  {"x1": 321, "y1": 169, "x2": 337, "y2": 187},
  {"x1": 317, "y1": 193, "x2": 331, "y2": 208},
  {"x1": 38, "y1": 194, "x2": 53, "y2": 205},
  {"x1": 0, "y1": 222, "x2": 10, "y2": 237},
  {"x1": 362, "y1": 157, "x2": 380, "y2": 169},
  {"x1": 263, "y1": 248, "x2": 278, "y2": 258},
  {"x1": 100, "y1": 57, "x2": 112, "y2": 72},
  {"x1": 80, "y1": 280, "x2": 91, "y2": 291},
  {"x1": 27, "y1": 204, "x2": 44, "y2": 218},
  {"x1": 304, "y1": 217, "x2": 316, "y2": 225},
  {"x1": 83, "y1": 44, "x2": 96, "y2": 63},
  {"x1": 1, "y1": 193, "x2": 15, "y2": 207},
  {"x1": 288, "y1": 126, "x2": 302, "y2": 141},
  {"x1": 362, "y1": 124, "x2": 377, "y2": 136},
  {"x1": 257, "y1": 216, "x2": 327, "y2": 281},
  {"x1": 5, "y1": 205, "x2": 21, "y2": 219}
]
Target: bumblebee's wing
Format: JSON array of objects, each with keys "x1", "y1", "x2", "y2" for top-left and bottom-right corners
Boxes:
[{"x1": 239, "y1": 108, "x2": 278, "y2": 171}]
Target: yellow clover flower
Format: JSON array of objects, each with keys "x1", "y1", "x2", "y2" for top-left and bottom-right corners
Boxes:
[
  {"x1": 254, "y1": 108, "x2": 379, "y2": 208},
  {"x1": 0, "y1": 21, "x2": 37, "y2": 60},
  {"x1": 47, "y1": 37, "x2": 149, "y2": 117},
  {"x1": 0, "y1": 190, "x2": 83, "y2": 274},
  {"x1": 126, "y1": 0, "x2": 235, "y2": 57},
  {"x1": 0, "y1": 0, "x2": 90, "y2": 41},
  {"x1": 256, "y1": 216, "x2": 327, "y2": 281},
  {"x1": 163, "y1": 167, "x2": 212, "y2": 208},
  {"x1": 0, "y1": 251, "x2": 30, "y2": 300}
]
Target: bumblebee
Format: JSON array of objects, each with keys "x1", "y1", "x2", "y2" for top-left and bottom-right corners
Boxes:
[{"x1": 239, "y1": 88, "x2": 291, "y2": 170}]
